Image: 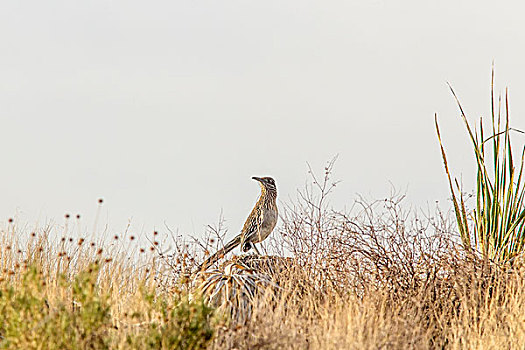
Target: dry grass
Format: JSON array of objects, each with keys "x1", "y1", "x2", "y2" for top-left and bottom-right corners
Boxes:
[
  {"x1": 2, "y1": 166, "x2": 525, "y2": 349},
  {"x1": 2, "y1": 162, "x2": 525, "y2": 349},
  {"x1": 0, "y1": 163, "x2": 525, "y2": 349},
  {"x1": 0, "y1": 214, "x2": 214, "y2": 349}
]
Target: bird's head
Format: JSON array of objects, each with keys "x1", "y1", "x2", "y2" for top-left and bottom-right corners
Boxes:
[{"x1": 252, "y1": 176, "x2": 277, "y2": 193}]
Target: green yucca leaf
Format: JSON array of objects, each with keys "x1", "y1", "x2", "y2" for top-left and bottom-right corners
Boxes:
[{"x1": 435, "y1": 115, "x2": 472, "y2": 250}]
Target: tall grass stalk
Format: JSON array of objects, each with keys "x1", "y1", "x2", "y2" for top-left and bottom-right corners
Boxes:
[{"x1": 436, "y1": 69, "x2": 525, "y2": 263}]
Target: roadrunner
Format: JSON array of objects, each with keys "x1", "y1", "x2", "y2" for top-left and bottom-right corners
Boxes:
[{"x1": 199, "y1": 176, "x2": 278, "y2": 270}]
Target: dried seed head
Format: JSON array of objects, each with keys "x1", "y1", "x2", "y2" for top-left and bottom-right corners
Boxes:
[
  {"x1": 65, "y1": 214, "x2": 70, "y2": 219},
  {"x1": 98, "y1": 198, "x2": 104, "y2": 204}
]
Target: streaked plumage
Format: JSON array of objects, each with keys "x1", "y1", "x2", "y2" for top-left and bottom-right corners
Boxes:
[{"x1": 198, "y1": 176, "x2": 278, "y2": 270}]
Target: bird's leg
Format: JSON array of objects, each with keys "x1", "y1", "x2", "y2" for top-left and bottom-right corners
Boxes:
[{"x1": 253, "y1": 244, "x2": 261, "y2": 255}]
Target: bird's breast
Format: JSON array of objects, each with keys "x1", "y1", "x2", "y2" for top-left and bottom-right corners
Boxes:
[{"x1": 257, "y1": 207, "x2": 277, "y2": 242}]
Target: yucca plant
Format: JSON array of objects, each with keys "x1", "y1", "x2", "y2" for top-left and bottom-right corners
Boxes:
[
  {"x1": 436, "y1": 69, "x2": 525, "y2": 263},
  {"x1": 193, "y1": 261, "x2": 278, "y2": 325}
]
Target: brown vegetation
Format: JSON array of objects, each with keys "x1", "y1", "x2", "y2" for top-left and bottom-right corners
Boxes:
[{"x1": 2, "y1": 161, "x2": 525, "y2": 349}]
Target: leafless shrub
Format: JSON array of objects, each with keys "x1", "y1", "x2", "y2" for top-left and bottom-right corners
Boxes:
[{"x1": 275, "y1": 158, "x2": 456, "y2": 297}]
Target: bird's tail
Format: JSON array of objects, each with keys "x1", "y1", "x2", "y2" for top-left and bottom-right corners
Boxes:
[{"x1": 198, "y1": 234, "x2": 242, "y2": 271}]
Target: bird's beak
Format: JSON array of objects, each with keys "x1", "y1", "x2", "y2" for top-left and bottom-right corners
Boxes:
[{"x1": 252, "y1": 176, "x2": 262, "y2": 182}]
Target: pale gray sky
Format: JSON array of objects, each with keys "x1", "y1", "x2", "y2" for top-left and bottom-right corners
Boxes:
[{"x1": 1, "y1": 1, "x2": 524, "y2": 239}]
